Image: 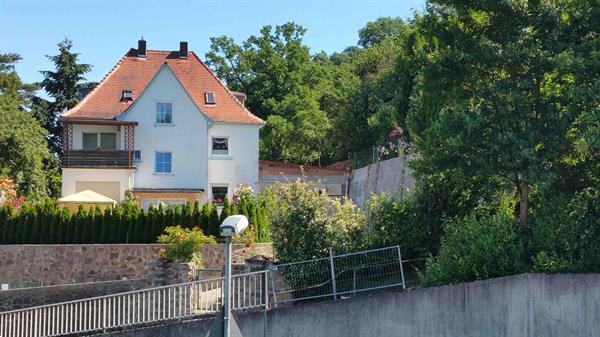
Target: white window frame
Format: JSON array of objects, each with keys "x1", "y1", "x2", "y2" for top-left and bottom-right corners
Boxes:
[
  {"x1": 205, "y1": 92, "x2": 216, "y2": 104},
  {"x1": 154, "y1": 151, "x2": 173, "y2": 174},
  {"x1": 155, "y1": 101, "x2": 174, "y2": 125},
  {"x1": 211, "y1": 184, "x2": 228, "y2": 205},
  {"x1": 211, "y1": 136, "x2": 229, "y2": 156}
]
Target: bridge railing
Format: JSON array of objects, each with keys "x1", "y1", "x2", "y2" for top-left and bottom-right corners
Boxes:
[{"x1": 0, "y1": 270, "x2": 268, "y2": 337}]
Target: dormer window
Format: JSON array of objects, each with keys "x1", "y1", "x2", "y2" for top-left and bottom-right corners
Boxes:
[
  {"x1": 205, "y1": 92, "x2": 215, "y2": 105},
  {"x1": 121, "y1": 90, "x2": 133, "y2": 101}
]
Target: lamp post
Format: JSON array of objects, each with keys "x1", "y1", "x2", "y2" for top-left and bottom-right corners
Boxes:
[{"x1": 206, "y1": 214, "x2": 248, "y2": 337}]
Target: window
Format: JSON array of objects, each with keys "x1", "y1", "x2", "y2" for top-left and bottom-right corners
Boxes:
[
  {"x1": 133, "y1": 150, "x2": 142, "y2": 162},
  {"x1": 205, "y1": 92, "x2": 215, "y2": 104},
  {"x1": 212, "y1": 186, "x2": 228, "y2": 205},
  {"x1": 82, "y1": 132, "x2": 116, "y2": 150},
  {"x1": 155, "y1": 152, "x2": 172, "y2": 173},
  {"x1": 100, "y1": 133, "x2": 117, "y2": 150},
  {"x1": 156, "y1": 102, "x2": 172, "y2": 124},
  {"x1": 82, "y1": 133, "x2": 97, "y2": 150},
  {"x1": 212, "y1": 137, "x2": 228, "y2": 155},
  {"x1": 121, "y1": 90, "x2": 133, "y2": 101}
]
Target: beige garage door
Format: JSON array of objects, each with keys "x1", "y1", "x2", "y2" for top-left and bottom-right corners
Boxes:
[{"x1": 75, "y1": 181, "x2": 121, "y2": 201}]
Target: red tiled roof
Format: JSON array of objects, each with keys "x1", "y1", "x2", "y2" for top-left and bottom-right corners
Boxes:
[
  {"x1": 259, "y1": 160, "x2": 351, "y2": 176},
  {"x1": 63, "y1": 49, "x2": 263, "y2": 124}
]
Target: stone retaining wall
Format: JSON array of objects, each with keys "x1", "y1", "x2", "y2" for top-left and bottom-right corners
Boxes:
[{"x1": 0, "y1": 244, "x2": 272, "y2": 286}]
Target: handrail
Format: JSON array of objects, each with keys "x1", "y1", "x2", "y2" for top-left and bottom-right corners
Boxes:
[{"x1": 0, "y1": 270, "x2": 269, "y2": 337}]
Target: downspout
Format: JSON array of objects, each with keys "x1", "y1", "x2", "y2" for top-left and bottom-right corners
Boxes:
[{"x1": 206, "y1": 122, "x2": 212, "y2": 203}]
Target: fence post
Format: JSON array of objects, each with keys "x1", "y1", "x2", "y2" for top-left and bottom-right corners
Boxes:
[
  {"x1": 396, "y1": 245, "x2": 406, "y2": 289},
  {"x1": 329, "y1": 247, "x2": 337, "y2": 300},
  {"x1": 269, "y1": 266, "x2": 278, "y2": 308}
]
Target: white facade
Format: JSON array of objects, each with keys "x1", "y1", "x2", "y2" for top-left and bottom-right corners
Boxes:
[
  {"x1": 120, "y1": 65, "x2": 209, "y2": 191},
  {"x1": 61, "y1": 65, "x2": 261, "y2": 203},
  {"x1": 207, "y1": 123, "x2": 260, "y2": 201},
  {"x1": 61, "y1": 168, "x2": 133, "y2": 202}
]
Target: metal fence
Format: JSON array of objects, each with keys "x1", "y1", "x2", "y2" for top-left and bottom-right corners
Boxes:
[
  {"x1": 270, "y1": 246, "x2": 405, "y2": 304},
  {"x1": 0, "y1": 270, "x2": 268, "y2": 337}
]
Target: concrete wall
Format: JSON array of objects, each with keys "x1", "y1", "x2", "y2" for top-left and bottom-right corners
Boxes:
[
  {"x1": 102, "y1": 273, "x2": 600, "y2": 337},
  {"x1": 350, "y1": 155, "x2": 414, "y2": 208},
  {"x1": 0, "y1": 279, "x2": 149, "y2": 311},
  {"x1": 0, "y1": 243, "x2": 272, "y2": 286}
]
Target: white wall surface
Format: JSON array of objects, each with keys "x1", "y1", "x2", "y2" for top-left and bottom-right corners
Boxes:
[
  {"x1": 71, "y1": 125, "x2": 122, "y2": 150},
  {"x1": 121, "y1": 66, "x2": 209, "y2": 190},
  {"x1": 62, "y1": 168, "x2": 133, "y2": 201},
  {"x1": 207, "y1": 123, "x2": 260, "y2": 200}
]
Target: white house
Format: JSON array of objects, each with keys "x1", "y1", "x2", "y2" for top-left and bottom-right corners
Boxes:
[{"x1": 60, "y1": 39, "x2": 264, "y2": 208}]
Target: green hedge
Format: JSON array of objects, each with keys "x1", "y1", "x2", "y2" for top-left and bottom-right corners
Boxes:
[{"x1": 0, "y1": 198, "x2": 270, "y2": 244}]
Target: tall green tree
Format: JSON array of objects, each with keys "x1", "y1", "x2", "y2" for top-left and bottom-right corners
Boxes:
[
  {"x1": 206, "y1": 23, "x2": 333, "y2": 164},
  {"x1": 37, "y1": 39, "x2": 92, "y2": 156},
  {"x1": 407, "y1": 0, "x2": 600, "y2": 227}
]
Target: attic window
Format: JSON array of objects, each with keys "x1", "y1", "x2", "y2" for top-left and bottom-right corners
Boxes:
[
  {"x1": 205, "y1": 92, "x2": 215, "y2": 105},
  {"x1": 121, "y1": 90, "x2": 133, "y2": 101}
]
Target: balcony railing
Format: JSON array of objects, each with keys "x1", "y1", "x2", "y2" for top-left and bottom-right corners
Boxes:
[{"x1": 63, "y1": 150, "x2": 134, "y2": 169}]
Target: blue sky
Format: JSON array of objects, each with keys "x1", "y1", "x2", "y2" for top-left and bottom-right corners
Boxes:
[{"x1": 0, "y1": 0, "x2": 425, "y2": 87}]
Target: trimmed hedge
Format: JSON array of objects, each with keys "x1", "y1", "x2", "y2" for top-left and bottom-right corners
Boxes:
[{"x1": 0, "y1": 198, "x2": 270, "y2": 244}]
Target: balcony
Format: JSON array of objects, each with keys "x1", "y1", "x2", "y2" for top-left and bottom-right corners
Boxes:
[{"x1": 63, "y1": 150, "x2": 135, "y2": 169}]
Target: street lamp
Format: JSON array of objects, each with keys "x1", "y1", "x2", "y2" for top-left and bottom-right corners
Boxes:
[{"x1": 206, "y1": 215, "x2": 248, "y2": 337}]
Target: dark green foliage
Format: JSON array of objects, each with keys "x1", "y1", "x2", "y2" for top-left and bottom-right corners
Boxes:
[
  {"x1": 418, "y1": 197, "x2": 526, "y2": 287},
  {"x1": 527, "y1": 188, "x2": 600, "y2": 273},
  {"x1": 100, "y1": 207, "x2": 111, "y2": 243},
  {"x1": 0, "y1": 197, "x2": 270, "y2": 244},
  {"x1": 207, "y1": 206, "x2": 220, "y2": 237}
]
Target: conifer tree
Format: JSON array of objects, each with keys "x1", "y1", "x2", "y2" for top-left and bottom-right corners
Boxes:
[
  {"x1": 151, "y1": 204, "x2": 162, "y2": 242},
  {"x1": 100, "y1": 207, "x2": 111, "y2": 243},
  {"x1": 192, "y1": 200, "x2": 202, "y2": 228},
  {"x1": 144, "y1": 204, "x2": 156, "y2": 243},
  {"x1": 173, "y1": 205, "x2": 183, "y2": 226},
  {"x1": 109, "y1": 205, "x2": 122, "y2": 243},
  {"x1": 201, "y1": 202, "x2": 212, "y2": 235},
  {"x1": 57, "y1": 206, "x2": 71, "y2": 244},
  {"x1": 90, "y1": 206, "x2": 102, "y2": 243},
  {"x1": 72, "y1": 204, "x2": 86, "y2": 243},
  {"x1": 37, "y1": 39, "x2": 92, "y2": 156},
  {"x1": 208, "y1": 204, "x2": 220, "y2": 237},
  {"x1": 182, "y1": 201, "x2": 193, "y2": 228}
]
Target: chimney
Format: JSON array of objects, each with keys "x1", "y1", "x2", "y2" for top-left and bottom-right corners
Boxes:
[
  {"x1": 232, "y1": 91, "x2": 247, "y2": 106},
  {"x1": 179, "y1": 42, "x2": 188, "y2": 59},
  {"x1": 137, "y1": 38, "x2": 147, "y2": 58}
]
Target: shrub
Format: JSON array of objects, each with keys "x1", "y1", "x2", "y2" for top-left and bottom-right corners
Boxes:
[
  {"x1": 266, "y1": 180, "x2": 367, "y2": 263},
  {"x1": 528, "y1": 187, "x2": 600, "y2": 273},
  {"x1": 365, "y1": 193, "x2": 429, "y2": 260},
  {"x1": 418, "y1": 196, "x2": 525, "y2": 286},
  {"x1": 157, "y1": 225, "x2": 216, "y2": 265}
]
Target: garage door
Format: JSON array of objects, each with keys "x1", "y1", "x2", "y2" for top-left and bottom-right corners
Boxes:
[{"x1": 75, "y1": 181, "x2": 121, "y2": 201}]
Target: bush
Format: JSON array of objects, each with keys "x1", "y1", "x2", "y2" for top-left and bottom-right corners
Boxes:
[
  {"x1": 266, "y1": 180, "x2": 367, "y2": 263},
  {"x1": 365, "y1": 193, "x2": 429, "y2": 260},
  {"x1": 157, "y1": 225, "x2": 216, "y2": 265},
  {"x1": 418, "y1": 196, "x2": 525, "y2": 286},
  {"x1": 528, "y1": 187, "x2": 600, "y2": 273}
]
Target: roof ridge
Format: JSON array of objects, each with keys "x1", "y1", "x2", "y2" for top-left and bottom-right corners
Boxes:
[
  {"x1": 189, "y1": 51, "x2": 264, "y2": 124},
  {"x1": 63, "y1": 52, "x2": 129, "y2": 118}
]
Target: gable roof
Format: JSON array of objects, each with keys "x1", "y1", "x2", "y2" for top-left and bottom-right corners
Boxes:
[{"x1": 62, "y1": 49, "x2": 264, "y2": 125}]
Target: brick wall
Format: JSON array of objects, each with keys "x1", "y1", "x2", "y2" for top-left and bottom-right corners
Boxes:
[{"x1": 0, "y1": 243, "x2": 272, "y2": 286}]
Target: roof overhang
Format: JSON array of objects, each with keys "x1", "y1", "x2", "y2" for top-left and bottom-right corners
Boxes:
[{"x1": 61, "y1": 118, "x2": 139, "y2": 126}]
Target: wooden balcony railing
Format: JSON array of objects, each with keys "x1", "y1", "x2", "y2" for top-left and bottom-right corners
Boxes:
[{"x1": 63, "y1": 150, "x2": 134, "y2": 168}]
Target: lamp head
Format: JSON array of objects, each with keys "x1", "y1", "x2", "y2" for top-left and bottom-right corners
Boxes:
[{"x1": 220, "y1": 215, "x2": 249, "y2": 237}]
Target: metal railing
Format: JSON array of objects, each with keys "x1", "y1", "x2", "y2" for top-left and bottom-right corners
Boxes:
[
  {"x1": 0, "y1": 270, "x2": 268, "y2": 337},
  {"x1": 270, "y1": 245, "x2": 405, "y2": 304}
]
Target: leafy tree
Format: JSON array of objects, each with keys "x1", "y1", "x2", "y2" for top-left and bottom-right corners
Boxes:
[
  {"x1": 407, "y1": 0, "x2": 600, "y2": 227},
  {"x1": 0, "y1": 53, "x2": 56, "y2": 199},
  {"x1": 206, "y1": 23, "x2": 333, "y2": 164},
  {"x1": 37, "y1": 39, "x2": 92, "y2": 156},
  {"x1": 358, "y1": 17, "x2": 407, "y2": 47}
]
